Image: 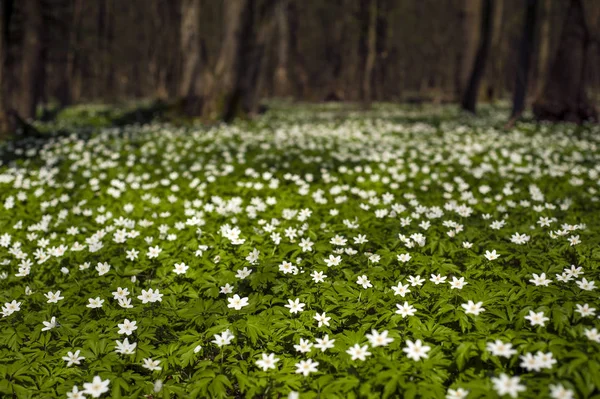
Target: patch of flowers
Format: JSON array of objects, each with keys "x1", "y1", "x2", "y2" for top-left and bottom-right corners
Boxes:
[{"x1": 1, "y1": 108, "x2": 600, "y2": 398}]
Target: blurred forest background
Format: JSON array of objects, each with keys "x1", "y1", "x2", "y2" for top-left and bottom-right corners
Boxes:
[{"x1": 0, "y1": 0, "x2": 599, "y2": 134}]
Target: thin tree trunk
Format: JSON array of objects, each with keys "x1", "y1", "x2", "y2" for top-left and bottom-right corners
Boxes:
[
  {"x1": 534, "y1": 0, "x2": 551, "y2": 98},
  {"x1": 509, "y1": 0, "x2": 538, "y2": 120},
  {"x1": 460, "y1": 0, "x2": 493, "y2": 113},
  {"x1": 533, "y1": 0, "x2": 598, "y2": 122},
  {"x1": 20, "y1": 0, "x2": 44, "y2": 119},
  {"x1": 68, "y1": 0, "x2": 83, "y2": 103},
  {"x1": 0, "y1": 0, "x2": 13, "y2": 135},
  {"x1": 362, "y1": 0, "x2": 377, "y2": 107},
  {"x1": 455, "y1": 0, "x2": 481, "y2": 99},
  {"x1": 274, "y1": 0, "x2": 291, "y2": 97}
]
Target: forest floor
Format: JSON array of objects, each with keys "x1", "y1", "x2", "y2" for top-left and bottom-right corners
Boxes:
[{"x1": 0, "y1": 103, "x2": 599, "y2": 398}]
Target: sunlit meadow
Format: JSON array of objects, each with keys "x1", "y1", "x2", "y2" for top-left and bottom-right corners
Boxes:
[{"x1": 1, "y1": 105, "x2": 599, "y2": 398}]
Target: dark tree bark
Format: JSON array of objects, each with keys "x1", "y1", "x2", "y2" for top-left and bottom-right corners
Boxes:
[
  {"x1": 0, "y1": 0, "x2": 14, "y2": 135},
  {"x1": 179, "y1": 0, "x2": 206, "y2": 115},
  {"x1": 274, "y1": 0, "x2": 291, "y2": 97},
  {"x1": 509, "y1": 0, "x2": 538, "y2": 120},
  {"x1": 533, "y1": 0, "x2": 598, "y2": 123},
  {"x1": 455, "y1": 0, "x2": 481, "y2": 100},
  {"x1": 461, "y1": 0, "x2": 494, "y2": 113},
  {"x1": 362, "y1": 0, "x2": 377, "y2": 107},
  {"x1": 201, "y1": 0, "x2": 275, "y2": 121},
  {"x1": 534, "y1": 0, "x2": 551, "y2": 98},
  {"x1": 19, "y1": 0, "x2": 44, "y2": 119}
]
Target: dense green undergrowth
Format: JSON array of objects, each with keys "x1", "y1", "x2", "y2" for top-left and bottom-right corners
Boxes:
[{"x1": 1, "y1": 104, "x2": 599, "y2": 398}]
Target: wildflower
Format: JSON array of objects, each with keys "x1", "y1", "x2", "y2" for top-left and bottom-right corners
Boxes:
[
  {"x1": 117, "y1": 319, "x2": 138, "y2": 335},
  {"x1": 42, "y1": 316, "x2": 58, "y2": 331},
  {"x1": 449, "y1": 276, "x2": 468, "y2": 290},
  {"x1": 87, "y1": 297, "x2": 104, "y2": 308},
  {"x1": 397, "y1": 253, "x2": 411, "y2": 263},
  {"x1": 346, "y1": 344, "x2": 371, "y2": 361},
  {"x1": 142, "y1": 358, "x2": 162, "y2": 371},
  {"x1": 314, "y1": 335, "x2": 335, "y2": 352},
  {"x1": 213, "y1": 330, "x2": 235, "y2": 347},
  {"x1": 461, "y1": 300, "x2": 485, "y2": 316},
  {"x1": 524, "y1": 310, "x2": 549, "y2": 327},
  {"x1": 484, "y1": 250, "x2": 500, "y2": 261},
  {"x1": 446, "y1": 388, "x2": 469, "y2": 399},
  {"x1": 366, "y1": 329, "x2": 394, "y2": 347},
  {"x1": 294, "y1": 338, "x2": 313, "y2": 353},
  {"x1": 285, "y1": 298, "x2": 305, "y2": 314},
  {"x1": 310, "y1": 271, "x2": 327, "y2": 283},
  {"x1": 295, "y1": 359, "x2": 319, "y2": 376},
  {"x1": 82, "y1": 376, "x2": 110, "y2": 398},
  {"x1": 403, "y1": 339, "x2": 431, "y2": 361},
  {"x1": 256, "y1": 353, "x2": 279, "y2": 371},
  {"x1": 356, "y1": 275, "x2": 372, "y2": 289},
  {"x1": 314, "y1": 312, "x2": 331, "y2": 327},
  {"x1": 391, "y1": 282, "x2": 411, "y2": 297},
  {"x1": 173, "y1": 262, "x2": 189, "y2": 275},
  {"x1": 227, "y1": 294, "x2": 249, "y2": 310},
  {"x1": 115, "y1": 338, "x2": 137, "y2": 355},
  {"x1": 491, "y1": 374, "x2": 526, "y2": 398},
  {"x1": 486, "y1": 340, "x2": 517, "y2": 358},
  {"x1": 62, "y1": 350, "x2": 85, "y2": 367}
]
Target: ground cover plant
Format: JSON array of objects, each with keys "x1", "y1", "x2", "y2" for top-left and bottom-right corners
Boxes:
[{"x1": 1, "y1": 104, "x2": 599, "y2": 398}]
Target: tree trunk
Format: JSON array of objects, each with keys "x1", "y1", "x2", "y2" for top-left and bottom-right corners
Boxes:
[
  {"x1": 534, "y1": 0, "x2": 551, "y2": 98},
  {"x1": 460, "y1": 0, "x2": 493, "y2": 113},
  {"x1": 19, "y1": 0, "x2": 44, "y2": 119},
  {"x1": 179, "y1": 0, "x2": 205, "y2": 114},
  {"x1": 203, "y1": 0, "x2": 274, "y2": 121},
  {"x1": 455, "y1": 0, "x2": 481, "y2": 99},
  {"x1": 362, "y1": 0, "x2": 377, "y2": 107},
  {"x1": 0, "y1": 0, "x2": 14, "y2": 135},
  {"x1": 510, "y1": 0, "x2": 538, "y2": 120},
  {"x1": 486, "y1": 0, "x2": 504, "y2": 101},
  {"x1": 532, "y1": 0, "x2": 598, "y2": 123},
  {"x1": 274, "y1": 0, "x2": 291, "y2": 97}
]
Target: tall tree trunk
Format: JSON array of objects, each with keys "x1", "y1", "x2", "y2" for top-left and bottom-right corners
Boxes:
[
  {"x1": 510, "y1": 0, "x2": 538, "y2": 120},
  {"x1": 533, "y1": 0, "x2": 598, "y2": 122},
  {"x1": 179, "y1": 0, "x2": 205, "y2": 114},
  {"x1": 20, "y1": 0, "x2": 44, "y2": 119},
  {"x1": 274, "y1": 0, "x2": 291, "y2": 97},
  {"x1": 534, "y1": 0, "x2": 551, "y2": 98},
  {"x1": 455, "y1": 0, "x2": 481, "y2": 99},
  {"x1": 68, "y1": 0, "x2": 83, "y2": 103},
  {"x1": 487, "y1": 0, "x2": 504, "y2": 102},
  {"x1": 203, "y1": 0, "x2": 274, "y2": 121},
  {"x1": 460, "y1": 0, "x2": 493, "y2": 113},
  {"x1": 0, "y1": 0, "x2": 14, "y2": 135},
  {"x1": 362, "y1": 0, "x2": 377, "y2": 107}
]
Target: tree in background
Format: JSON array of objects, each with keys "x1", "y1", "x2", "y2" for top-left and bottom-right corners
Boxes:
[
  {"x1": 460, "y1": 0, "x2": 493, "y2": 113},
  {"x1": 533, "y1": 0, "x2": 598, "y2": 122},
  {"x1": 0, "y1": 0, "x2": 13, "y2": 135},
  {"x1": 509, "y1": 0, "x2": 538, "y2": 123}
]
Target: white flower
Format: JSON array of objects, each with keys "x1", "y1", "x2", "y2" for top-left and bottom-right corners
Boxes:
[
  {"x1": 491, "y1": 374, "x2": 526, "y2": 398},
  {"x1": 366, "y1": 329, "x2": 394, "y2": 347},
  {"x1": 486, "y1": 340, "x2": 517, "y2": 358},
  {"x1": 67, "y1": 385, "x2": 85, "y2": 399},
  {"x1": 117, "y1": 319, "x2": 138, "y2": 335},
  {"x1": 310, "y1": 271, "x2": 327, "y2": 283},
  {"x1": 346, "y1": 344, "x2": 371, "y2": 361},
  {"x1": 95, "y1": 262, "x2": 111, "y2": 276},
  {"x1": 407, "y1": 275, "x2": 425, "y2": 286},
  {"x1": 519, "y1": 352, "x2": 543, "y2": 372},
  {"x1": 213, "y1": 329, "x2": 235, "y2": 347},
  {"x1": 2, "y1": 300, "x2": 22, "y2": 317},
  {"x1": 173, "y1": 262, "x2": 189, "y2": 275},
  {"x1": 220, "y1": 283, "x2": 234, "y2": 294},
  {"x1": 446, "y1": 388, "x2": 469, "y2": 399},
  {"x1": 449, "y1": 276, "x2": 468, "y2": 290},
  {"x1": 356, "y1": 275, "x2": 372, "y2": 289},
  {"x1": 403, "y1": 339, "x2": 431, "y2": 361},
  {"x1": 115, "y1": 338, "x2": 137, "y2": 355},
  {"x1": 391, "y1": 282, "x2": 411, "y2": 297},
  {"x1": 87, "y1": 297, "x2": 104, "y2": 309},
  {"x1": 576, "y1": 278, "x2": 596, "y2": 291},
  {"x1": 584, "y1": 328, "x2": 600, "y2": 343},
  {"x1": 45, "y1": 290, "x2": 64, "y2": 303},
  {"x1": 461, "y1": 300, "x2": 485, "y2": 316},
  {"x1": 227, "y1": 294, "x2": 249, "y2": 310},
  {"x1": 235, "y1": 267, "x2": 252, "y2": 279},
  {"x1": 285, "y1": 298, "x2": 305, "y2": 314},
  {"x1": 397, "y1": 253, "x2": 411, "y2": 263},
  {"x1": 314, "y1": 312, "x2": 331, "y2": 327},
  {"x1": 484, "y1": 250, "x2": 500, "y2": 261},
  {"x1": 430, "y1": 274, "x2": 447, "y2": 284},
  {"x1": 137, "y1": 288, "x2": 163, "y2": 303},
  {"x1": 396, "y1": 301, "x2": 417, "y2": 318},
  {"x1": 549, "y1": 383, "x2": 575, "y2": 399},
  {"x1": 42, "y1": 316, "x2": 58, "y2": 331},
  {"x1": 147, "y1": 245, "x2": 162, "y2": 258},
  {"x1": 142, "y1": 358, "x2": 162, "y2": 371},
  {"x1": 82, "y1": 376, "x2": 110, "y2": 398},
  {"x1": 524, "y1": 310, "x2": 549, "y2": 327},
  {"x1": 62, "y1": 350, "x2": 85, "y2": 367},
  {"x1": 295, "y1": 359, "x2": 319, "y2": 376},
  {"x1": 314, "y1": 335, "x2": 335, "y2": 352},
  {"x1": 575, "y1": 303, "x2": 596, "y2": 317},
  {"x1": 255, "y1": 353, "x2": 279, "y2": 371},
  {"x1": 529, "y1": 273, "x2": 552, "y2": 286},
  {"x1": 294, "y1": 338, "x2": 313, "y2": 353}
]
